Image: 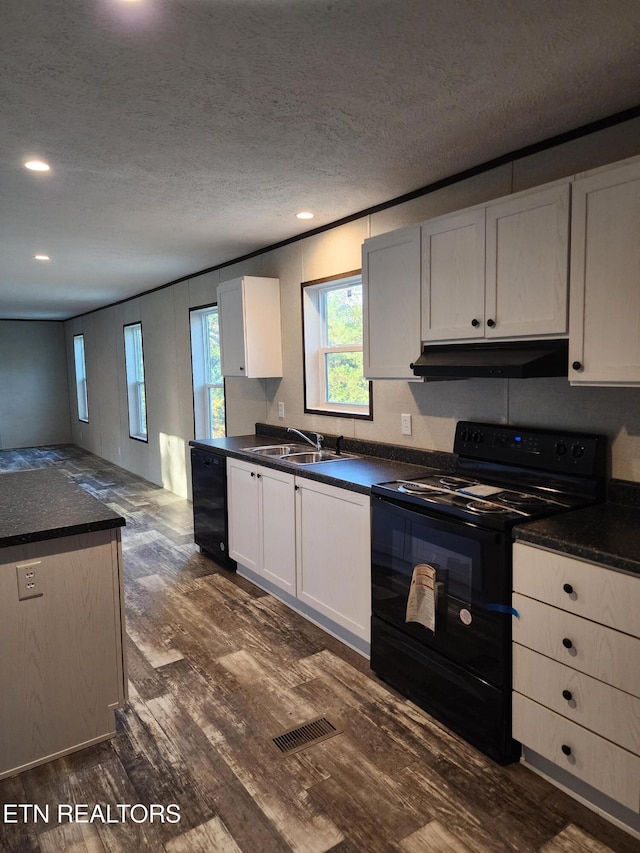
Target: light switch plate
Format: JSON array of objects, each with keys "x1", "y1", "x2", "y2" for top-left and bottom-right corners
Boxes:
[
  {"x1": 277, "y1": 402, "x2": 285, "y2": 418},
  {"x1": 401, "y1": 413, "x2": 412, "y2": 436}
]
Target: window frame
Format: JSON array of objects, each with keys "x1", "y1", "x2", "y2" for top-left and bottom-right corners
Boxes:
[
  {"x1": 301, "y1": 270, "x2": 373, "y2": 420},
  {"x1": 189, "y1": 304, "x2": 227, "y2": 439},
  {"x1": 72, "y1": 333, "x2": 89, "y2": 423},
  {"x1": 123, "y1": 322, "x2": 148, "y2": 442}
]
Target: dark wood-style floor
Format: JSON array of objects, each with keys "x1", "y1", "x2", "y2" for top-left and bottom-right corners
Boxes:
[{"x1": 1, "y1": 445, "x2": 638, "y2": 853}]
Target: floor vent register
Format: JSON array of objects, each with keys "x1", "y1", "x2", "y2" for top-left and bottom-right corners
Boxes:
[{"x1": 272, "y1": 717, "x2": 342, "y2": 756}]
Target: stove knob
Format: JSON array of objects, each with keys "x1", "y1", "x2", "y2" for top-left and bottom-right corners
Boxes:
[
  {"x1": 555, "y1": 441, "x2": 567, "y2": 457},
  {"x1": 472, "y1": 431, "x2": 483, "y2": 444},
  {"x1": 571, "y1": 444, "x2": 585, "y2": 458},
  {"x1": 460, "y1": 429, "x2": 472, "y2": 443}
]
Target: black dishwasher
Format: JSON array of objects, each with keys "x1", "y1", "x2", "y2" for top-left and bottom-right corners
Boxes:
[{"x1": 191, "y1": 448, "x2": 236, "y2": 571}]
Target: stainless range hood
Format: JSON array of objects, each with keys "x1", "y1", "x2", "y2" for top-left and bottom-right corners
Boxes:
[{"x1": 410, "y1": 339, "x2": 569, "y2": 379}]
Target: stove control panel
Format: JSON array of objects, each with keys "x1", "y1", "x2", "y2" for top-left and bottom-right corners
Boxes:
[{"x1": 454, "y1": 421, "x2": 607, "y2": 479}]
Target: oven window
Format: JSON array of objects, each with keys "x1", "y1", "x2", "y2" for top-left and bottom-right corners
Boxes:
[{"x1": 406, "y1": 531, "x2": 474, "y2": 602}]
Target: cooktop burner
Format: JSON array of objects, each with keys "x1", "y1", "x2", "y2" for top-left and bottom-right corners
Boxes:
[{"x1": 496, "y1": 490, "x2": 551, "y2": 507}]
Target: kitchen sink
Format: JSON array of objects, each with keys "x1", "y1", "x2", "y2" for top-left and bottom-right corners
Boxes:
[
  {"x1": 247, "y1": 444, "x2": 309, "y2": 456},
  {"x1": 279, "y1": 451, "x2": 357, "y2": 464}
]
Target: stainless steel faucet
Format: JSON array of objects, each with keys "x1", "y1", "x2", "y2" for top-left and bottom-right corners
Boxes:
[{"x1": 287, "y1": 427, "x2": 324, "y2": 450}]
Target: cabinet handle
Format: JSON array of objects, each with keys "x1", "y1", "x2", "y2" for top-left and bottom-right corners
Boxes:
[
  {"x1": 239, "y1": 366, "x2": 245, "y2": 371},
  {"x1": 561, "y1": 744, "x2": 572, "y2": 757},
  {"x1": 562, "y1": 583, "x2": 574, "y2": 595},
  {"x1": 250, "y1": 472, "x2": 255, "y2": 478},
  {"x1": 562, "y1": 689, "x2": 573, "y2": 702},
  {"x1": 257, "y1": 473, "x2": 261, "y2": 479},
  {"x1": 471, "y1": 318, "x2": 480, "y2": 328},
  {"x1": 572, "y1": 361, "x2": 582, "y2": 371},
  {"x1": 562, "y1": 637, "x2": 573, "y2": 650},
  {"x1": 486, "y1": 318, "x2": 496, "y2": 328},
  {"x1": 294, "y1": 485, "x2": 299, "y2": 491}
]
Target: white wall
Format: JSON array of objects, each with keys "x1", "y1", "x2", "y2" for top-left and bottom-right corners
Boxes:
[
  {"x1": 0, "y1": 321, "x2": 71, "y2": 449},
  {"x1": 65, "y1": 117, "x2": 640, "y2": 494}
]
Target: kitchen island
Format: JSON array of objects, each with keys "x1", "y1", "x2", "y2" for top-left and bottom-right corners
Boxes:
[{"x1": 0, "y1": 468, "x2": 127, "y2": 780}]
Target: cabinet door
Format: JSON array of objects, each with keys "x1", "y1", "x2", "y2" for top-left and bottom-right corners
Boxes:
[
  {"x1": 296, "y1": 479, "x2": 370, "y2": 642},
  {"x1": 227, "y1": 457, "x2": 259, "y2": 571},
  {"x1": 218, "y1": 280, "x2": 247, "y2": 377},
  {"x1": 485, "y1": 184, "x2": 569, "y2": 339},
  {"x1": 422, "y1": 208, "x2": 485, "y2": 341},
  {"x1": 570, "y1": 161, "x2": 640, "y2": 384},
  {"x1": 259, "y1": 467, "x2": 296, "y2": 594},
  {"x1": 362, "y1": 226, "x2": 421, "y2": 379}
]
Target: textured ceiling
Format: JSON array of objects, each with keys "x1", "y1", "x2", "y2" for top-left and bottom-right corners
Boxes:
[{"x1": 3, "y1": 0, "x2": 640, "y2": 320}]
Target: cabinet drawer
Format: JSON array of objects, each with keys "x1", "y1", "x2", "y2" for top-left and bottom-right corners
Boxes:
[
  {"x1": 513, "y1": 644, "x2": 640, "y2": 755},
  {"x1": 512, "y1": 593, "x2": 640, "y2": 697},
  {"x1": 513, "y1": 543, "x2": 640, "y2": 637},
  {"x1": 513, "y1": 693, "x2": 640, "y2": 811}
]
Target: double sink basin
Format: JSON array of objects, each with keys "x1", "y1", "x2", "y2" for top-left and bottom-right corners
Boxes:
[{"x1": 247, "y1": 444, "x2": 357, "y2": 465}]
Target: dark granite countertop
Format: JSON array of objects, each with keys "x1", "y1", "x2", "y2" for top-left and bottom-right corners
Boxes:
[
  {"x1": 190, "y1": 429, "x2": 453, "y2": 495},
  {"x1": 0, "y1": 469, "x2": 125, "y2": 549},
  {"x1": 515, "y1": 498, "x2": 640, "y2": 577}
]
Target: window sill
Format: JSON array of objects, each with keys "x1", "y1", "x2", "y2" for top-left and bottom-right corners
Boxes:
[{"x1": 304, "y1": 404, "x2": 372, "y2": 421}]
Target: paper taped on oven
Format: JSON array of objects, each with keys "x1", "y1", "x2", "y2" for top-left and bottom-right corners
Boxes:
[{"x1": 406, "y1": 563, "x2": 437, "y2": 632}]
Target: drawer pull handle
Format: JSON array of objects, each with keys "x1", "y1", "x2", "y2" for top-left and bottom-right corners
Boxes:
[
  {"x1": 562, "y1": 689, "x2": 573, "y2": 702},
  {"x1": 561, "y1": 744, "x2": 572, "y2": 757},
  {"x1": 562, "y1": 583, "x2": 574, "y2": 595},
  {"x1": 562, "y1": 637, "x2": 573, "y2": 650}
]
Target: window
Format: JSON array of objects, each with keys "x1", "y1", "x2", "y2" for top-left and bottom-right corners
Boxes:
[
  {"x1": 72, "y1": 334, "x2": 89, "y2": 422},
  {"x1": 123, "y1": 322, "x2": 147, "y2": 441},
  {"x1": 302, "y1": 272, "x2": 372, "y2": 418},
  {"x1": 190, "y1": 305, "x2": 226, "y2": 438}
]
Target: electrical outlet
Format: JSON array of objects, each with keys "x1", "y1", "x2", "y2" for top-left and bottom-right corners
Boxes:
[
  {"x1": 16, "y1": 561, "x2": 43, "y2": 601},
  {"x1": 277, "y1": 401, "x2": 285, "y2": 419},
  {"x1": 401, "y1": 413, "x2": 412, "y2": 436}
]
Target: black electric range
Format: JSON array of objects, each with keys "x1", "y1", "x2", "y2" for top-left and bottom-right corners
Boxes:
[{"x1": 369, "y1": 421, "x2": 607, "y2": 763}]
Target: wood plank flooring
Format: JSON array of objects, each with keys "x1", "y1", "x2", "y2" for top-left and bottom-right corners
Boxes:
[{"x1": 0, "y1": 445, "x2": 638, "y2": 853}]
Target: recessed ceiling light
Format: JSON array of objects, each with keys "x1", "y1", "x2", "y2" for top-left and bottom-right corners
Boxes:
[
  {"x1": 25, "y1": 160, "x2": 50, "y2": 172},
  {"x1": 296, "y1": 211, "x2": 314, "y2": 220},
  {"x1": 34, "y1": 254, "x2": 51, "y2": 261}
]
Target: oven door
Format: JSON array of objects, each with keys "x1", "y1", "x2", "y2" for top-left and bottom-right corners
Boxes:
[{"x1": 371, "y1": 494, "x2": 511, "y2": 688}]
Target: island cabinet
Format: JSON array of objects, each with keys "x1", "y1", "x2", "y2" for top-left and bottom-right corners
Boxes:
[
  {"x1": 362, "y1": 225, "x2": 421, "y2": 380},
  {"x1": 422, "y1": 183, "x2": 570, "y2": 342},
  {"x1": 0, "y1": 529, "x2": 127, "y2": 780},
  {"x1": 227, "y1": 458, "x2": 371, "y2": 648},
  {"x1": 569, "y1": 158, "x2": 640, "y2": 385},
  {"x1": 512, "y1": 542, "x2": 640, "y2": 815},
  {"x1": 226, "y1": 457, "x2": 296, "y2": 594},
  {"x1": 217, "y1": 276, "x2": 283, "y2": 378}
]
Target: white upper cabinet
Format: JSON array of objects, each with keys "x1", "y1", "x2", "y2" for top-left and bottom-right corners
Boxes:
[
  {"x1": 362, "y1": 225, "x2": 421, "y2": 379},
  {"x1": 422, "y1": 208, "x2": 485, "y2": 341},
  {"x1": 485, "y1": 184, "x2": 569, "y2": 339},
  {"x1": 569, "y1": 159, "x2": 640, "y2": 385},
  {"x1": 422, "y1": 183, "x2": 570, "y2": 342},
  {"x1": 217, "y1": 276, "x2": 283, "y2": 378}
]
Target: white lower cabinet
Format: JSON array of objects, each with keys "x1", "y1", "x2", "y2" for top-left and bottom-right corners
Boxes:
[
  {"x1": 512, "y1": 542, "x2": 640, "y2": 824},
  {"x1": 227, "y1": 458, "x2": 371, "y2": 645},
  {"x1": 295, "y1": 477, "x2": 371, "y2": 643},
  {"x1": 227, "y1": 457, "x2": 296, "y2": 594}
]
